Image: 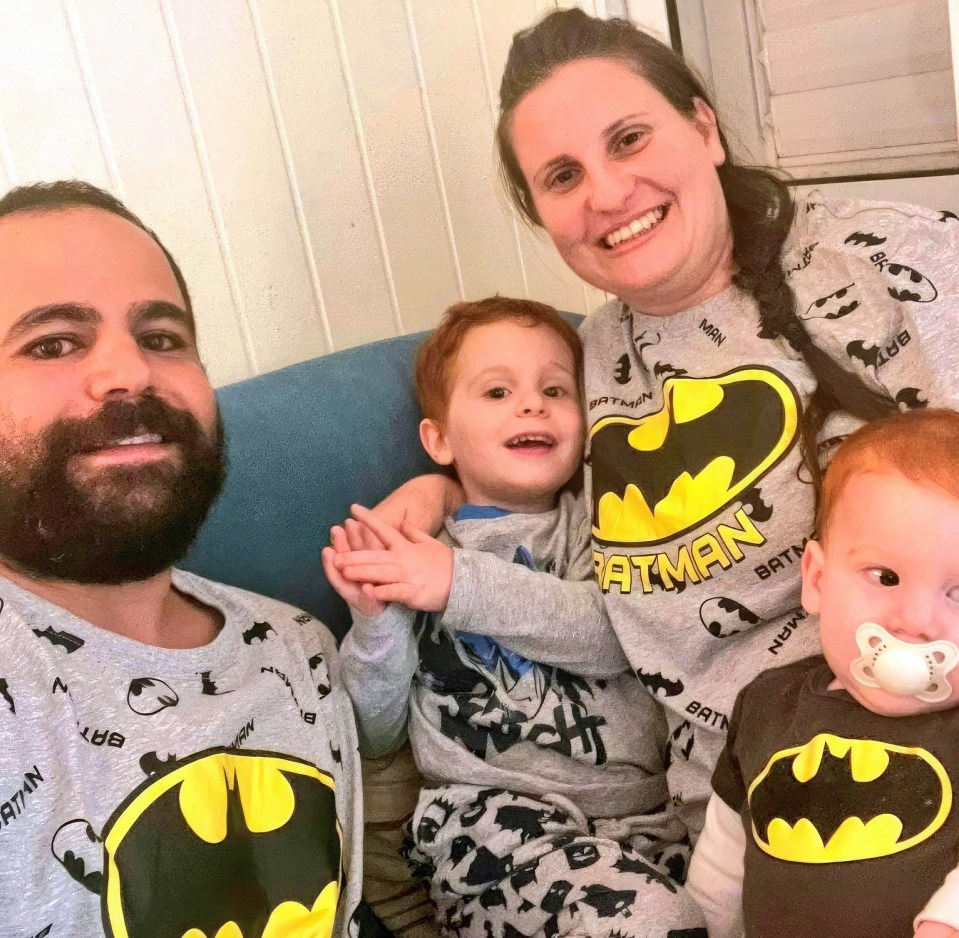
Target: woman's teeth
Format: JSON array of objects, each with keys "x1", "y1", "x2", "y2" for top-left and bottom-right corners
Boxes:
[{"x1": 604, "y1": 205, "x2": 666, "y2": 247}]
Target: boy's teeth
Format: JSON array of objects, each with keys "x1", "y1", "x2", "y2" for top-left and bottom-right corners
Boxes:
[{"x1": 604, "y1": 206, "x2": 665, "y2": 247}]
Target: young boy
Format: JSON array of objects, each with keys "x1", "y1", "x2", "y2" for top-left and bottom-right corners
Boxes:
[
  {"x1": 687, "y1": 408, "x2": 959, "y2": 938},
  {"x1": 323, "y1": 298, "x2": 706, "y2": 938}
]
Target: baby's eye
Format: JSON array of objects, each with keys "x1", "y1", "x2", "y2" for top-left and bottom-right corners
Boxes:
[
  {"x1": 866, "y1": 567, "x2": 900, "y2": 587},
  {"x1": 485, "y1": 387, "x2": 508, "y2": 400},
  {"x1": 946, "y1": 584, "x2": 959, "y2": 604},
  {"x1": 543, "y1": 386, "x2": 566, "y2": 398}
]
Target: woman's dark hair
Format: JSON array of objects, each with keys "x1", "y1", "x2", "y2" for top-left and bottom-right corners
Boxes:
[{"x1": 496, "y1": 9, "x2": 895, "y2": 491}]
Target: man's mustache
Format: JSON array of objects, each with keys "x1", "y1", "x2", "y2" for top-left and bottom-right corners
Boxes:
[{"x1": 46, "y1": 395, "x2": 211, "y2": 457}]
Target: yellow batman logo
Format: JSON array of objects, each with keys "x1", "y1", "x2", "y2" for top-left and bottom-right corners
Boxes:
[
  {"x1": 103, "y1": 749, "x2": 341, "y2": 937},
  {"x1": 747, "y1": 733, "x2": 951, "y2": 863},
  {"x1": 589, "y1": 368, "x2": 799, "y2": 546}
]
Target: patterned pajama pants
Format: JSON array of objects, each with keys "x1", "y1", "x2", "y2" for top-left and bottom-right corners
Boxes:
[{"x1": 406, "y1": 784, "x2": 707, "y2": 938}]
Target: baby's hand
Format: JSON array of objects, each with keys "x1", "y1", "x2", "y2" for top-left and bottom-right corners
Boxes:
[
  {"x1": 321, "y1": 524, "x2": 386, "y2": 618},
  {"x1": 915, "y1": 921, "x2": 959, "y2": 938},
  {"x1": 331, "y1": 504, "x2": 454, "y2": 612}
]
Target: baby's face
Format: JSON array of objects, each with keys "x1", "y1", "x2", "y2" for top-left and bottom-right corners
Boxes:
[
  {"x1": 802, "y1": 470, "x2": 959, "y2": 716},
  {"x1": 429, "y1": 321, "x2": 584, "y2": 514}
]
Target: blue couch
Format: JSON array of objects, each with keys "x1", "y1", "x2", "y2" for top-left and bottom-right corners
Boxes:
[{"x1": 183, "y1": 332, "x2": 436, "y2": 639}]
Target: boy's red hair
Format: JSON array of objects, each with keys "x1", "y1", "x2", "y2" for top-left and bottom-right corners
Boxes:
[{"x1": 415, "y1": 296, "x2": 583, "y2": 426}]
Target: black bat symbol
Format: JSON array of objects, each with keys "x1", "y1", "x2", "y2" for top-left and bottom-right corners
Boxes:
[
  {"x1": 740, "y1": 486, "x2": 773, "y2": 523},
  {"x1": 614, "y1": 353, "x2": 632, "y2": 385},
  {"x1": 846, "y1": 340, "x2": 881, "y2": 368},
  {"x1": 330, "y1": 743, "x2": 342, "y2": 764},
  {"x1": 578, "y1": 885, "x2": 636, "y2": 917},
  {"x1": 200, "y1": 671, "x2": 233, "y2": 696},
  {"x1": 653, "y1": 361, "x2": 687, "y2": 379},
  {"x1": 751, "y1": 744, "x2": 941, "y2": 846},
  {"x1": 635, "y1": 668, "x2": 684, "y2": 698},
  {"x1": 140, "y1": 751, "x2": 180, "y2": 777},
  {"x1": 0, "y1": 678, "x2": 13, "y2": 714},
  {"x1": 844, "y1": 230, "x2": 886, "y2": 247},
  {"x1": 32, "y1": 625, "x2": 84, "y2": 653},
  {"x1": 243, "y1": 620, "x2": 275, "y2": 644},
  {"x1": 896, "y1": 387, "x2": 928, "y2": 410},
  {"x1": 33, "y1": 927, "x2": 53, "y2": 938},
  {"x1": 940, "y1": 210, "x2": 958, "y2": 222}
]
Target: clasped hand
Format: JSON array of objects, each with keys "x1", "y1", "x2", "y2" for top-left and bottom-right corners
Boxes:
[{"x1": 321, "y1": 504, "x2": 454, "y2": 617}]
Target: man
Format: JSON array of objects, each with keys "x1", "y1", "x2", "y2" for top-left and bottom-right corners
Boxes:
[{"x1": 0, "y1": 181, "x2": 362, "y2": 937}]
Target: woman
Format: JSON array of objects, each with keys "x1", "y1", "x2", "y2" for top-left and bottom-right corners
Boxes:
[{"x1": 346, "y1": 6, "x2": 959, "y2": 850}]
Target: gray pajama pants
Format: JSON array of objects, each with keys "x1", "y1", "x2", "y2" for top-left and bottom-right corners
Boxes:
[{"x1": 406, "y1": 784, "x2": 707, "y2": 938}]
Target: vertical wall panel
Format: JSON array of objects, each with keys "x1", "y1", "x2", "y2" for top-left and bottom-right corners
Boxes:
[
  {"x1": 407, "y1": 0, "x2": 528, "y2": 302},
  {"x1": 165, "y1": 0, "x2": 329, "y2": 373},
  {"x1": 255, "y1": 0, "x2": 399, "y2": 351},
  {"x1": 333, "y1": 0, "x2": 462, "y2": 332},
  {"x1": 70, "y1": 0, "x2": 252, "y2": 387},
  {"x1": 0, "y1": 0, "x2": 107, "y2": 184}
]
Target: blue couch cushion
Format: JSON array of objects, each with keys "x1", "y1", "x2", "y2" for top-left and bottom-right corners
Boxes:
[{"x1": 182, "y1": 332, "x2": 435, "y2": 640}]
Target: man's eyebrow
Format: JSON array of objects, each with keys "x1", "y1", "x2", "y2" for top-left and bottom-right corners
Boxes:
[
  {"x1": 130, "y1": 301, "x2": 196, "y2": 336},
  {"x1": 3, "y1": 304, "x2": 100, "y2": 345}
]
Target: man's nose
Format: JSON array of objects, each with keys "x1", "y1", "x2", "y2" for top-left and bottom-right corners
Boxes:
[{"x1": 84, "y1": 335, "x2": 152, "y2": 402}]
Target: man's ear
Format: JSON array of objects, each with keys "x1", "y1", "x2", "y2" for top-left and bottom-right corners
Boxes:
[
  {"x1": 420, "y1": 418, "x2": 454, "y2": 466},
  {"x1": 692, "y1": 97, "x2": 726, "y2": 167},
  {"x1": 801, "y1": 539, "x2": 825, "y2": 615}
]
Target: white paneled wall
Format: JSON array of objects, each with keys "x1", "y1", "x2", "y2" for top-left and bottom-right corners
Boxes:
[{"x1": 0, "y1": 0, "x2": 644, "y2": 386}]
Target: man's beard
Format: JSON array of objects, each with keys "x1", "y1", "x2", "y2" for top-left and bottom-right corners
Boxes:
[{"x1": 0, "y1": 395, "x2": 226, "y2": 584}]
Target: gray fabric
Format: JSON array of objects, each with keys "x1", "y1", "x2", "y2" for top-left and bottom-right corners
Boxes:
[
  {"x1": 407, "y1": 784, "x2": 705, "y2": 938},
  {"x1": 444, "y1": 196, "x2": 959, "y2": 833},
  {"x1": 341, "y1": 489, "x2": 668, "y2": 822},
  {"x1": 0, "y1": 570, "x2": 363, "y2": 937}
]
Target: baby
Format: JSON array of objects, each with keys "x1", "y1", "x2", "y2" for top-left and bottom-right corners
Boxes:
[
  {"x1": 688, "y1": 408, "x2": 959, "y2": 938},
  {"x1": 324, "y1": 297, "x2": 705, "y2": 938}
]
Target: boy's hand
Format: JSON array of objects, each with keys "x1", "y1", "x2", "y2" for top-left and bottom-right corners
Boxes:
[
  {"x1": 321, "y1": 524, "x2": 387, "y2": 618},
  {"x1": 331, "y1": 504, "x2": 454, "y2": 612},
  {"x1": 915, "y1": 923, "x2": 959, "y2": 938}
]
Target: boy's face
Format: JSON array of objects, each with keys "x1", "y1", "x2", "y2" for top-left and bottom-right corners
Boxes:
[
  {"x1": 420, "y1": 321, "x2": 584, "y2": 513},
  {"x1": 802, "y1": 470, "x2": 959, "y2": 716}
]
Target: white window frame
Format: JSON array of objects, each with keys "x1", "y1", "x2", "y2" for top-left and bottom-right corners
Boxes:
[{"x1": 672, "y1": 0, "x2": 959, "y2": 181}]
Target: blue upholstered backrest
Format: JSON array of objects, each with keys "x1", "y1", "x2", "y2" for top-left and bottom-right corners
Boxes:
[{"x1": 182, "y1": 332, "x2": 435, "y2": 640}]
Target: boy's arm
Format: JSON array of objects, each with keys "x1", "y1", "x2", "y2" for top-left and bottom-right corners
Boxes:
[
  {"x1": 686, "y1": 792, "x2": 746, "y2": 938},
  {"x1": 323, "y1": 523, "x2": 416, "y2": 758},
  {"x1": 335, "y1": 502, "x2": 628, "y2": 677},
  {"x1": 339, "y1": 605, "x2": 418, "y2": 759}
]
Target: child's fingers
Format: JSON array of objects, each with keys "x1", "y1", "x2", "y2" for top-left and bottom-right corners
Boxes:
[
  {"x1": 321, "y1": 546, "x2": 352, "y2": 594},
  {"x1": 350, "y1": 504, "x2": 407, "y2": 547},
  {"x1": 329, "y1": 525, "x2": 350, "y2": 553},
  {"x1": 338, "y1": 563, "x2": 406, "y2": 585},
  {"x1": 334, "y1": 549, "x2": 395, "y2": 568},
  {"x1": 369, "y1": 583, "x2": 415, "y2": 605},
  {"x1": 344, "y1": 517, "x2": 383, "y2": 552}
]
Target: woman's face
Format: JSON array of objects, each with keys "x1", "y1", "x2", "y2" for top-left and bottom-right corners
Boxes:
[{"x1": 510, "y1": 57, "x2": 734, "y2": 315}]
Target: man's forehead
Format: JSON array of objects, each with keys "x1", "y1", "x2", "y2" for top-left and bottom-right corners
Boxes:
[{"x1": 0, "y1": 207, "x2": 186, "y2": 329}]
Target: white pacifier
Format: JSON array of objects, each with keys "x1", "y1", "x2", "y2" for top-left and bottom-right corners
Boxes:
[{"x1": 850, "y1": 622, "x2": 959, "y2": 703}]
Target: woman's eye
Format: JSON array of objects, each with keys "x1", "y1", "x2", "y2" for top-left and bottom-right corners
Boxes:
[
  {"x1": 548, "y1": 166, "x2": 579, "y2": 191},
  {"x1": 486, "y1": 387, "x2": 508, "y2": 400},
  {"x1": 866, "y1": 567, "x2": 900, "y2": 587},
  {"x1": 26, "y1": 336, "x2": 78, "y2": 360},
  {"x1": 614, "y1": 129, "x2": 646, "y2": 154}
]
